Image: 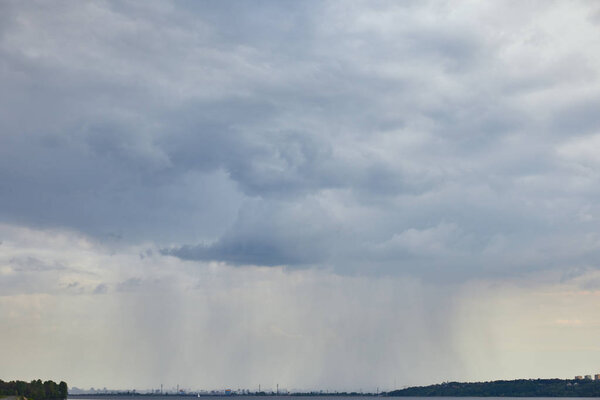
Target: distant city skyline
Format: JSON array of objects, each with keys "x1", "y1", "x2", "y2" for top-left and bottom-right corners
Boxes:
[{"x1": 68, "y1": 372, "x2": 600, "y2": 394}]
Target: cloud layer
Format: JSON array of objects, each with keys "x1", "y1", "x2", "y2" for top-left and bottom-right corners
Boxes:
[{"x1": 2, "y1": 1, "x2": 600, "y2": 279}]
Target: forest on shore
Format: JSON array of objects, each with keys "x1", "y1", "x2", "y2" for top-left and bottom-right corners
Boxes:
[
  {"x1": 386, "y1": 379, "x2": 600, "y2": 397},
  {"x1": 0, "y1": 379, "x2": 68, "y2": 400}
]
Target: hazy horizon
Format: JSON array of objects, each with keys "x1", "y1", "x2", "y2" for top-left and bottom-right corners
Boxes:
[
  {"x1": 65, "y1": 376, "x2": 600, "y2": 394},
  {"x1": 2, "y1": 0, "x2": 600, "y2": 392}
]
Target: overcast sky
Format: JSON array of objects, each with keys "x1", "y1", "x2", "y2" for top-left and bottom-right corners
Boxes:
[{"x1": 2, "y1": 0, "x2": 600, "y2": 392}]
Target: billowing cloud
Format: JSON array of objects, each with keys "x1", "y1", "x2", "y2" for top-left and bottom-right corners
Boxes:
[{"x1": 2, "y1": 1, "x2": 600, "y2": 279}]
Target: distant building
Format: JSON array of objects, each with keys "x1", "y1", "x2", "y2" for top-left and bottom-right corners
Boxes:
[
  {"x1": 585, "y1": 375, "x2": 592, "y2": 380},
  {"x1": 575, "y1": 376, "x2": 583, "y2": 380},
  {"x1": 595, "y1": 374, "x2": 600, "y2": 380}
]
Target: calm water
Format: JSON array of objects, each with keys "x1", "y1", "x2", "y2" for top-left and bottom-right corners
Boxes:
[{"x1": 68, "y1": 396, "x2": 600, "y2": 400}]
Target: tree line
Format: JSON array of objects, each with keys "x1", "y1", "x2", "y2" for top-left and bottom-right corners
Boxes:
[
  {"x1": 0, "y1": 379, "x2": 68, "y2": 400},
  {"x1": 386, "y1": 379, "x2": 600, "y2": 397}
]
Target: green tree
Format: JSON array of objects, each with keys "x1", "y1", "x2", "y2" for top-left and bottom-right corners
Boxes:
[{"x1": 58, "y1": 381, "x2": 68, "y2": 399}]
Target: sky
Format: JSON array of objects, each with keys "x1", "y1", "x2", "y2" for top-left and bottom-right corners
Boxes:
[{"x1": 2, "y1": 0, "x2": 600, "y2": 392}]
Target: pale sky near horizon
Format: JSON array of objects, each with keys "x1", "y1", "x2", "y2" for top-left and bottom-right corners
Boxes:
[{"x1": 2, "y1": 0, "x2": 600, "y2": 392}]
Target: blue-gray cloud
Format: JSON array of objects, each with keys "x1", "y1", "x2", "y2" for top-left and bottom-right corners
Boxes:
[{"x1": 2, "y1": 0, "x2": 600, "y2": 280}]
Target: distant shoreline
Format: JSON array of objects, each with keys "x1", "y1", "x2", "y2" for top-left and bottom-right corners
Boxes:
[
  {"x1": 68, "y1": 394, "x2": 380, "y2": 398},
  {"x1": 68, "y1": 379, "x2": 600, "y2": 398},
  {"x1": 387, "y1": 379, "x2": 600, "y2": 397}
]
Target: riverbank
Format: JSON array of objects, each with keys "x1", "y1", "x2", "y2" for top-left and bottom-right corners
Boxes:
[{"x1": 387, "y1": 379, "x2": 600, "y2": 397}]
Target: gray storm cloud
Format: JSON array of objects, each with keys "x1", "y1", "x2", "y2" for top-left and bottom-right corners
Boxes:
[{"x1": 2, "y1": 1, "x2": 600, "y2": 280}]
